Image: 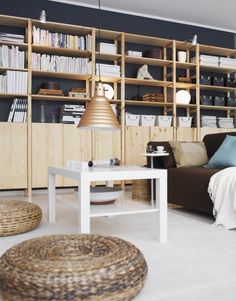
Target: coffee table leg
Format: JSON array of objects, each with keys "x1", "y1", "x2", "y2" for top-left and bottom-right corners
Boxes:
[
  {"x1": 155, "y1": 176, "x2": 167, "y2": 243},
  {"x1": 78, "y1": 176, "x2": 90, "y2": 234},
  {"x1": 48, "y1": 172, "x2": 56, "y2": 223}
]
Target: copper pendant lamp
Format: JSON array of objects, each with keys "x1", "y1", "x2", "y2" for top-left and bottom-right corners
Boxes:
[
  {"x1": 78, "y1": 82, "x2": 120, "y2": 130},
  {"x1": 78, "y1": 0, "x2": 120, "y2": 130}
]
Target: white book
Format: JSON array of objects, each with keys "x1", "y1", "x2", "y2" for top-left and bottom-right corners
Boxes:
[{"x1": 7, "y1": 98, "x2": 16, "y2": 122}]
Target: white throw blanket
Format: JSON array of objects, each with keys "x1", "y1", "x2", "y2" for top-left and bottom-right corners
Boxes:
[{"x1": 208, "y1": 167, "x2": 236, "y2": 229}]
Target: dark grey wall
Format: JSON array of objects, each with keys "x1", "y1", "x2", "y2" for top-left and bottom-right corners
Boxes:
[{"x1": 0, "y1": 0, "x2": 234, "y2": 47}]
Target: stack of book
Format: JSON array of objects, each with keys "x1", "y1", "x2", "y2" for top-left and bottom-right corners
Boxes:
[
  {"x1": 219, "y1": 57, "x2": 236, "y2": 69},
  {"x1": 0, "y1": 45, "x2": 25, "y2": 68},
  {"x1": 201, "y1": 115, "x2": 217, "y2": 128},
  {"x1": 97, "y1": 43, "x2": 117, "y2": 54},
  {"x1": 126, "y1": 50, "x2": 142, "y2": 57},
  {"x1": 59, "y1": 104, "x2": 85, "y2": 125},
  {"x1": 0, "y1": 71, "x2": 27, "y2": 93},
  {"x1": 0, "y1": 32, "x2": 24, "y2": 43},
  {"x1": 96, "y1": 63, "x2": 120, "y2": 77},
  {"x1": 192, "y1": 55, "x2": 219, "y2": 67},
  {"x1": 32, "y1": 53, "x2": 92, "y2": 74},
  {"x1": 32, "y1": 26, "x2": 92, "y2": 51},
  {"x1": 218, "y1": 117, "x2": 234, "y2": 128},
  {"x1": 7, "y1": 98, "x2": 27, "y2": 122},
  {"x1": 142, "y1": 93, "x2": 164, "y2": 102}
]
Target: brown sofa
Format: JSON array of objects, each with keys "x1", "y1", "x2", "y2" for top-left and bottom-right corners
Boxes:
[{"x1": 147, "y1": 131, "x2": 236, "y2": 215}]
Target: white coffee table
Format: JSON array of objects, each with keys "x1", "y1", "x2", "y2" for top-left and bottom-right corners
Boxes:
[{"x1": 48, "y1": 165, "x2": 167, "y2": 243}]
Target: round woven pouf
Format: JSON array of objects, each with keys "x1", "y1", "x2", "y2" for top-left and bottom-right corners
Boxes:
[
  {"x1": 0, "y1": 234, "x2": 148, "y2": 301},
  {"x1": 0, "y1": 200, "x2": 42, "y2": 237}
]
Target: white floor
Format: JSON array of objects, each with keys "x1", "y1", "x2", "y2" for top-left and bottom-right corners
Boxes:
[{"x1": 1, "y1": 189, "x2": 236, "y2": 301}]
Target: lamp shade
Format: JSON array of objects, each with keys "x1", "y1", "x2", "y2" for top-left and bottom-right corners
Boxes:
[
  {"x1": 176, "y1": 90, "x2": 191, "y2": 104},
  {"x1": 78, "y1": 82, "x2": 120, "y2": 130}
]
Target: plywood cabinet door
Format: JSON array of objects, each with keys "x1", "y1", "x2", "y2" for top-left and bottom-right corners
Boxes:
[
  {"x1": 150, "y1": 127, "x2": 174, "y2": 142},
  {"x1": 63, "y1": 125, "x2": 92, "y2": 186},
  {"x1": 125, "y1": 126, "x2": 150, "y2": 166},
  {"x1": 0, "y1": 123, "x2": 27, "y2": 189},
  {"x1": 176, "y1": 128, "x2": 197, "y2": 142},
  {"x1": 91, "y1": 130, "x2": 121, "y2": 161},
  {"x1": 32, "y1": 123, "x2": 63, "y2": 187}
]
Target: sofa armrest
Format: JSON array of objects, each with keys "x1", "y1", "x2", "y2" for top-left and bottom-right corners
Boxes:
[{"x1": 146, "y1": 141, "x2": 176, "y2": 169}]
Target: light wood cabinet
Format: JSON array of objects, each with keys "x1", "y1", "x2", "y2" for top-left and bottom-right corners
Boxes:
[
  {"x1": 32, "y1": 124, "x2": 64, "y2": 187},
  {"x1": 0, "y1": 123, "x2": 27, "y2": 189}
]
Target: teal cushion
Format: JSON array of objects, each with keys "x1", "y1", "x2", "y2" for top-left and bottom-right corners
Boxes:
[{"x1": 205, "y1": 135, "x2": 236, "y2": 168}]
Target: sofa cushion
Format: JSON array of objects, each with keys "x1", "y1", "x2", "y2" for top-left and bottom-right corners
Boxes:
[
  {"x1": 169, "y1": 141, "x2": 208, "y2": 167},
  {"x1": 205, "y1": 135, "x2": 236, "y2": 168},
  {"x1": 203, "y1": 131, "x2": 236, "y2": 159}
]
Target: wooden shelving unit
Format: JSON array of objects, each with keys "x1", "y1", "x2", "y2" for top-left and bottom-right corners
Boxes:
[{"x1": 1, "y1": 13, "x2": 236, "y2": 195}]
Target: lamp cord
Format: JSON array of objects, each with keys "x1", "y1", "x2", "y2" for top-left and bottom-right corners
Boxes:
[{"x1": 98, "y1": 0, "x2": 101, "y2": 83}]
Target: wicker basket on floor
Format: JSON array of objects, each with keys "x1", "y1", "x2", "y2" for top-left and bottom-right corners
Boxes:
[
  {"x1": 132, "y1": 179, "x2": 151, "y2": 202},
  {"x1": 0, "y1": 234, "x2": 148, "y2": 301},
  {"x1": 0, "y1": 200, "x2": 42, "y2": 237}
]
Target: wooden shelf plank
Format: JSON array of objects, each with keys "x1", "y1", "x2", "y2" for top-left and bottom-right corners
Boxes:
[
  {"x1": 200, "y1": 84, "x2": 236, "y2": 92},
  {"x1": 125, "y1": 99, "x2": 172, "y2": 107},
  {"x1": 0, "y1": 93, "x2": 27, "y2": 98},
  {"x1": 200, "y1": 64, "x2": 236, "y2": 74},
  {"x1": 200, "y1": 105, "x2": 236, "y2": 111},
  {"x1": 199, "y1": 44, "x2": 236, "y2": 57},
  {"x1": 175, "y1": 62, "x2": 196, "y2": 69},
  {"x1": 175, "y1": 82, "x2": 196, "y2": 89},
  {"x1": 95, "y1": 76, "x2": 121, "y2": 83},
  {"x1": 125, "y1": 56, "x2": 172, "y2": 67},
  {"x1": 32, "y1": 45, "x2": 92, "y2": 57},
  {"x1": 0, "y1": 41, "x2": 28, "y2": 49},
  {"x1": 32, "y1": 19, "x2": 92, "y2": 35},
  {"x1": 95, "y1": 52, "x2": 122, "y2": 61},
  {"x1": 0, "y1": 14, "x2": 28, "y2": 27},
  {"x1": 125, "y1": 33, "x2": 172, "y2": 47},
  {"x1": 0, "y1": 67, "x2": 28, "y2": 73},
  {"x1": 32, "y1": 70, "x2": 92, "y2": 80},
  {"x1": 96, "y1": 29, "x2": 122, "y2": 40},
  {"x1": 32, "y1": 95, "x2": 90, "y2": 102},
  {"x1": 125, "y1": 78, "x2": 172, "y2": 87}
]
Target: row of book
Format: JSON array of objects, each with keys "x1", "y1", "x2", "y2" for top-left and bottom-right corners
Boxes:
[
  {"x1": 0, "y1": 71, "x2": 28, "y2": 94},
  {"x1": 0, "y1": 32, "x2": 24, "y2": 44},
  {"x1": 32, "y1": 53, "x2": 92, "y2": 74},
  {"x1": 0, "y1": 45, "x2": 25, "y2": 69},
  {"x1": 59, "y1": 104, "x2": 86, "y2": 125},
  {"x1": 7, "y1": 98, "x2": 27, "y2": 122},
  {"x1": 32, "y1": 26, "x2": 92, "y2": 51}
]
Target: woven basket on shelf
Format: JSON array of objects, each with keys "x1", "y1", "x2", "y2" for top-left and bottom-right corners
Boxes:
[
  {"x1": 0, "y1": 200, "x2": 42, "y2": 237},
  {"x1": 132, "y1": 179, "x2": 151, "y2": 202},
  {"x1": 0, "y1": 234, "x2": 148, "y2": 301}
]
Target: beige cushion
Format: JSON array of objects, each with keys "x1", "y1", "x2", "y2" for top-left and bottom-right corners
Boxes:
[{"x1": 169, "y1": 141, "x2": 208, "y2": 167}]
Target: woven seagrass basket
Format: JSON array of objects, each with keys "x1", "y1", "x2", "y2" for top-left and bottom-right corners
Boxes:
[
  {"x1": 0, "y1": 234, "x2": 148, "y2": 301},
  {"x1": 0, "y1": 200, "x2": 42, "y2": 237},
  {"x1": 132, "y1": 179, "x2": 151, "y2": 202}
]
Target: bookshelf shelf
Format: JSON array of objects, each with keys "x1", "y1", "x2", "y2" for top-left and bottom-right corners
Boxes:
[
  {"x1": 32, "y1": 70, "x2": 92, "y2": 80},
  {"x1": 32, "y1": 94, "x2": 90, "y2": 102},
  {"x1": 0, "y1": 93, "x2": 27, "y2": 98},
  {"x1": 125, "y1": 56, "x2": 172, "y2": 67},
  {"x1": 95, "y1": 52, "x2": 122, "y2": 61},
  {"x1": 125, "y1": 78, "x2": 172, "y2": 87},
  {"x1": 32, "y1": 45, "x2": 92, "y2": 57},
  {"x1": 200, "y1": 84, "x2": 236, "y2": 93},
  {"x1": 0, "y1": 41, "x2": 28, "y2": 49},
  {"x1": 0, "y1": 67, "x2": 28, "y2": 73}
]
